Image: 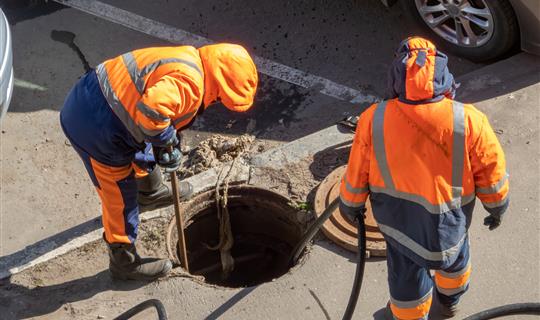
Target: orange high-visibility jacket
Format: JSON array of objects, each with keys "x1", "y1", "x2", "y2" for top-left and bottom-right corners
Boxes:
[
  {"x1": 96, "y1": 46, "x2": 205, "y2": 143},
  {"x1": 340, "y1": 38, "x2": 509, "y2": 268}
]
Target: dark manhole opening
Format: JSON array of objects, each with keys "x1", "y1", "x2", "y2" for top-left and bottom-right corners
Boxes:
[{"x1": 167, "y1": 185, "x2": 306, "y2": 288}]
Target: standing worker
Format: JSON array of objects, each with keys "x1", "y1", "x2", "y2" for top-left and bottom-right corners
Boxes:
[
  {"x1": 340, "y1": 37, "x2": 508, "y2": 319},
  {"x1": 60, "y1": 43, "x2": 258, "y2": 281}
]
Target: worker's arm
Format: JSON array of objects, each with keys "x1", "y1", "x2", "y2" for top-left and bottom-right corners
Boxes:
[
  {"x1": 470, "y1": 114, "x2": 509, "y2": 222},
  {"x1": 136, "y1": 73, "x2": 197, "y2": 145},
  {"x1": 339, "y1": 107, "x2": 373, "y2": 219}
]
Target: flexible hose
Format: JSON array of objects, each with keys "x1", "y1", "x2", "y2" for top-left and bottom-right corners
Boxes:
[
  {"x1": 289, "y1": 197, "x2": 367, "y2": 320},
  {"x1": 463, "y1": 303, "x2": 540, "y2": 320},
  {"x1": 114, "y1": 299, "x2": 168, "y2": 320},
  {"x1": 342, "y1": 218, "x2": 366, "y2": 320},
  {"x1": 289, "y1": 198, "x2": 340, "y2": 265}
]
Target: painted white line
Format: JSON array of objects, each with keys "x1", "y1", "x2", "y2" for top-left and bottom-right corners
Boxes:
[
  {"x1": 14, "y1": 78, "x2": 47, "y2": 91},
  {"x1": 0, "y1": 210, "x2": 166, "y2": 279},
  {"x1": 52, "y1": 0, "x2": 378, "y2": 104}
]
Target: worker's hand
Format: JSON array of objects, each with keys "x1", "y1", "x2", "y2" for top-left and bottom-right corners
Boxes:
[
  {"x1": 155, "y1": 146, "x2": 182, "y2": 173},
  {"x1": 483, "y1": 214, "x2": 503, "y2": 231},
  {"x1": 339, "y1": 201, "x2": 366, "y2": 222},
  {"x1": 152, "y1": 133, "x2": 182, "y2": 173}
]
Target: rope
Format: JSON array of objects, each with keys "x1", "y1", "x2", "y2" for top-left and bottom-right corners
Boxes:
[{"x1": 206, "y1": 155, "x2": 241, "y2": 279}]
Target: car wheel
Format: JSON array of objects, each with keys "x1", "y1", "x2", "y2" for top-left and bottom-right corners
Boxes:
[{"x1": 400, "y1": 0, "x2": 519, "y2": 61}]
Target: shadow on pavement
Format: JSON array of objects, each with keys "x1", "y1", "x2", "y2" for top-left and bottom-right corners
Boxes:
[
  {"x1": 204, "y1": 286, "x2": 257, "y2": 320},
  {"x1": 0, "y1": 216, "x2": 102, "y2": 279},
  {"x1": 0, "y1": 270, "x2": 147, "y2": 319}
]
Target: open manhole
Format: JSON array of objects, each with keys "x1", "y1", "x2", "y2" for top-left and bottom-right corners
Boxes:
[
  {"x1": 314, "y1": 165, "x2": 387, "y2": 257},
  {"x1": 166, "y1": 185, "x2": 306, "y2": 288}
]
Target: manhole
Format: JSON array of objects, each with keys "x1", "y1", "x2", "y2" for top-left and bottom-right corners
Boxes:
[
  {"x1": 166, "y1": 185, "x2": 306, "y2": 288},
  {"x1": 314, "y1": 165, "x2": 386, "y2": 257}
]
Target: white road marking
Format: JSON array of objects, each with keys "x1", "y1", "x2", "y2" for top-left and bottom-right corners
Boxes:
[
  {"x1": 14, "y1": 78, "x2": 47, "y2": 91},
  {"x1": 52, "y1": 0, "x2": 379, "y2": 104}
]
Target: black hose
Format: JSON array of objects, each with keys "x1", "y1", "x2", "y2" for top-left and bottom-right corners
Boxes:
[
  {"x1": 342, "y1": 218, "x2": 366, "y2": 320},
  {"x1": 463, "y1": 303, "x2": 540, "y2": 320},
  {"x1": 114, "y1": 299, "x2": 168, "y2": 320},
  {"x1": 289, "y1": 198, "x2": 340, "y2": 265},
  {"x1": 288, "y1": 197, "x2": 367, "y2": 320}
]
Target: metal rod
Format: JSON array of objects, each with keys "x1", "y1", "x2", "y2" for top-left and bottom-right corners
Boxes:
[{"x1": 168, "y1": 146, "x2": 189, "y2": 273}]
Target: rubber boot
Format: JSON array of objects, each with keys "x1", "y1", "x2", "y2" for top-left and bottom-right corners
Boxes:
[
  {"x1": 439, "y1": 302, "x2": 459, "y2": 318},
  {"x1": 107, "y1": 241, "x2": 172, "y2": 281},
  {"x1": 137, "y1": 168, "x2": 193, "y2": 212}
]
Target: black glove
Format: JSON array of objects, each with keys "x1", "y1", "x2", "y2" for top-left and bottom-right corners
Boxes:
[
  {"x1": 339, "y1": 200, "x2": 366, "y2": 222},
  {"x1": 483, "y1": 214, "x2": 502, "y2": 231},
  {"x1": 153, "y1": 134, "x2": 182, "y2": 173}
]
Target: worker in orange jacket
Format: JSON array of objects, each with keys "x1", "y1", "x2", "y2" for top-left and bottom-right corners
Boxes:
[
  {"x1": 340, "y1": 37, "x2": 508, "y2": 319},
  {"x1": 60, "y1": 44, "x2": 258, "y2": 280}
]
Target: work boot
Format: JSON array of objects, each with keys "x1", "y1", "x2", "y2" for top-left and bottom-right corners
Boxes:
[
  {"x1": 439, "y1": 302, "x2": 459, "y2": 318},
  {"x1": 107, "y1": 241, "x2": 172, "y2": 281},
  {"x1": 384, "y1": 302, "x2": 395, "y2": 320},
  {"x1": 137, "y1": 168, "x2": 193, "y2": 212}
]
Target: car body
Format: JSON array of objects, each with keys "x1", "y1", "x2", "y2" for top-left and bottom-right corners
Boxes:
[
  {"x1": 0, "y1": 7, "x2": 13, "y2": 121},
  {"x1": 0, "y1": 7, "x2": 13, "y2": 122},
  {"x1": 382, "y1": 0, "x2": 540, "y2": 61}
]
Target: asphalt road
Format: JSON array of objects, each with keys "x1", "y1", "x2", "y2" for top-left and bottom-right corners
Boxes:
[{"x1": 0, "y1": 0, "x2": 484, "y2": 267}]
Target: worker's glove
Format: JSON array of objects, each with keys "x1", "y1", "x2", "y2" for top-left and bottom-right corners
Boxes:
[
  {"x1": 153, "y1": 134, "x2": 182, "y2": 173},
  {"x1": 339, "y1": 201, "x2": 366, "y2": 222},
  {"x1": 483, "y1": 213, "x2": 503, "y2": 231}
]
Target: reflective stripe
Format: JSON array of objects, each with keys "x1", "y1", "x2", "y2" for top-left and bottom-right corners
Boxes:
[
  {"x1": 339, "y1": 195, "x2": 366, "y2": 208},
  {"x1": 372, "y1": 101, "x2": 394, "y2": 189},
  {"x1": 476, "y1": 173, "x2": 509, "y2": 194},
  {"x1": 482, "y1": 196, "x2": 509, "y2": 209},
  {"x1": 123, "y1": 52, "x2": 202, "y2": 94},
  {"x1": 378, "y1": 222, "x2": 466, "y2": 261},
  {"x1": 343, "y1": 177, "x2": 369, "y2": 194},
  {"x1": 452, "y1": 101, "x2": 465, "y2": 200},
  {"x1": 370, "y1": 100, "x2": 470, "y2": 215},
  {"x1": 437, "y1": 261, "x2": 471, "y2": 278},
  {"x1": 390, "y1": 288, "x2": 433, "y2": 309},
  {"x1": 436, "y1": 279, "x2": 470, "y2": 296},
  {"x1": 172, "y1": 111, "x2": 197, "y2": 127},
  {"x1": 96, "y1": 64, "x2": 145, "y2": 142},
  {"x1": 136, "y1": 101, "x2": 170, "y2": 122},
  {"x1": 370, "y1": 185, "x2": 475, "y2": 214}
]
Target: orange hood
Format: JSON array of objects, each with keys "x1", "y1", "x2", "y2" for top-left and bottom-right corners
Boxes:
[{"x1": 198, "y1": 43, "x2": 258, "y2": 112}]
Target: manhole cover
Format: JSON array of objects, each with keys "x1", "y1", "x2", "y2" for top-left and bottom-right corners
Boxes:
[
  {"x1": 167, "y1": 185, "x2": 306, "y2": 288},
  {"x1": 314, "y1": 165, "x2": 386, "y2": 257}
]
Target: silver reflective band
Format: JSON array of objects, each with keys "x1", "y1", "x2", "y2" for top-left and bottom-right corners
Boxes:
[
  {"x1": 482, "y1": 196, "x2": 509, "y2": 209},
  {"x1": 370, "y1": 185, "x2": 475, "y2": 214},
  {"x1": 378, "y1": 222, "x2": 466, "y2": 261},
  {"x1": 339, "y1": 195, "x2": 366, "y2": 208},
  {"x1": 136, "y1": 101, "x2": 170, "y2": 123},
  {"x1": 451, "y1": 101, "x2": 465, "y2": 200},
  {"x1": 96, "y1": 64, "x2": 145, "y2": 142},
  {"x1": 390, "y1": 288, "x2": 433, "y2": 309},
  {"x1": 372, "y1": 101, "x2": 395, "y2": 189},
  {"x1": 172, "y1": 111, "x2": 197, "y2": 127},
  {"x1": 476, "y1": 173, "x2": 509, "y2": 194},
  {"x1": 122, "y1": 52, "x2": 202, "y2": 94},
  {"x1": 436, "y1": 261, "x2": 471, "y2": 278},
  {"x1": 343, "y1": 177, "x2": 369, "y2": 194},
  {"x1": 436, "y1": 279, "x2": 470, "y2": 296}
]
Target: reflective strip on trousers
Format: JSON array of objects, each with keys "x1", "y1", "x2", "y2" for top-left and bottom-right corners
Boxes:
[
  {"x1": 390, "y1": 288, "x2": 433, "y2": 309},
  {"x1": 96, "y1": 64, "x2": 146, "y2": 142},
  {"x1": 378, "y1": 223, "x2": 466, "y2": 261}
]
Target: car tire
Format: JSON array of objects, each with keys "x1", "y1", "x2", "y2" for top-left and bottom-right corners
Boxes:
[{"x1": 400, "y1": 0, "x2": 519, "y2": 61}]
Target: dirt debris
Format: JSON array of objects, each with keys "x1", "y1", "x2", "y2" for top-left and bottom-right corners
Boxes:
[{"x1": 178, "y1": 134, "x2": 255, "y2": 179}]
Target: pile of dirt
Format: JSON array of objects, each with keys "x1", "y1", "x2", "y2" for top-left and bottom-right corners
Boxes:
[{"x1": 178, "y1": 134, "x2": 255, "y2": 179}]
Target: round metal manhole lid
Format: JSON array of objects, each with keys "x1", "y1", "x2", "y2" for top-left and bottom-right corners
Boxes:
[{"x1": 314, "y1": 165, "x2": 386, "y2": 257}]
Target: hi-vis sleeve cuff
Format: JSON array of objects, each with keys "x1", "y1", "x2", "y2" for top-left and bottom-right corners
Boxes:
[{"x1": 476, "y1": 172, "x2": 509, "y2": 216}]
